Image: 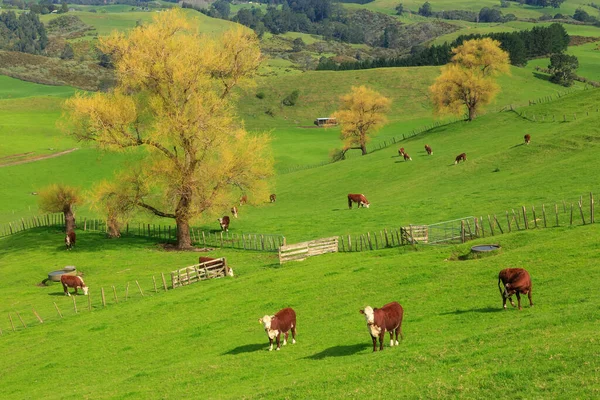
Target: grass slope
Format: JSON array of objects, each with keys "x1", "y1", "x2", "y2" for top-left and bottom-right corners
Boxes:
[{"x1": 0, "y1": 225, "x2": 598, "y2": 398}]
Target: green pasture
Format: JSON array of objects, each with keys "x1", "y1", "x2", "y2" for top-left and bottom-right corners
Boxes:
[
  {"x1": 0, "y1": 222, "x2": 598, "y2": 398},
  {"x1": 526, "y1": 40, "x2": 600, "y2": 81},
  {"x1": 345, "y1": 0, "x2": 600, "y2": 20}
]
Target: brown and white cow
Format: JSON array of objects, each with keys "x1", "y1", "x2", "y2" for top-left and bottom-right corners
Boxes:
[
  {"x1": 60, "y1": 275, "x2": 88, "y2": 296},
  {"x1": 455, "y1": 153, "x2": 467, "y2": 164},
  {"x1": 259, "y1": 307, "x2": 297, "y2": 351},
  {"x1": 359, "y1": 302, "x2": 404, "y2": 352},
  {"x1": 65, "y1": 231, "x2": 76, "y2": 250},
  {"x1": 218, "y1": 216, "x2": 230, "y2": 231},
  {"x1": 403, "y1": 152, "x2": 412, "y2": 161},
  {"x1": 239, "y1": 195, "x2": 248, "y2": 205},
  {"x1": 498, "y1": 268, "x2": 533, "y2": 310},
  {"x1": 398, "y1": 147, "x2": 405, "y2": 157},
  {"x1": 348, "y1": 193, "x2": 370, "y2": 209},
  {"x1": 270, "y1": 194, "x2": 277, "y2": 203},
  {"x1": 524, "y1": 134, "x2": 531, "y2": 145},
  {"x1": 231, "y1": 206, "x2": 238, "y2": 218},
  {"x1": 425, "y1": 144, "x2": 433, "y2": 155}
]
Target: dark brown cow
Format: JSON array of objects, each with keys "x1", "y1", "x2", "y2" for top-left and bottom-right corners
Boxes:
[
  {"x1": 218, "y1": 216, "x2": 230, "y2": 231},
  {"x1": 498, "y1": 268, "x2": 533, "y2": 310},
  {"x1": 270, "y1": 194, "x2": 276, "y2": 203},
  {"x1": 60, "y1": 275, "x2": 88, "y2": 296},
  {"x1": 360, "y1": 302, "x2": 404, "y2": 352},
  {"x1": 455, "y1": 153, "x2": 467, "y2": 164},
  {"x1": 239, "y1": 195, "x2": 247, "y2": 205},
  {"x1": 398, "y1": 147, "x2": 405, "y2": 156},
  {"x1": 231, "y1": 206, "x2": 238, "y2": 218},
  {"x1": 403, "y1": 152, "x2": 412, "y2": 161},
  {"x1": 348, "y1": 193, "x2": 370, "y2": 209},
  {"x1": 524, "y1": 134, "x2": 531, "y2": 145},
  {"x1": 259, "y1": 307, "x2": 297, "y2": 351},
  {"x1": 425, "y1": 144, "x2": 433, "y2": 155},
  {"x1": 65, "y1": 231, "x2": 76, "y2": 250}
]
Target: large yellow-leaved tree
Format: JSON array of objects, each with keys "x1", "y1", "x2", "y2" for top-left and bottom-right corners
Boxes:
[
  {"x1": 333, "y1": 86, "x2": 391, "y2": 156},
  {"x1": 63, "y1": 10, "x2": 273, "y2": 249},
  {"x1": 430, "y1": 38, "x2": 510, "y2": 121}
]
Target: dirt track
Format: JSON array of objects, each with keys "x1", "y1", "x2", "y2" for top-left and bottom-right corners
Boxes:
[{"x1": 0, "y1": 148, "x2": 79, "y2": 168}]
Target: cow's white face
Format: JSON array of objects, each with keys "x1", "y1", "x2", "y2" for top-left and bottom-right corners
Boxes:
[
  {"x1": 82, "y1": 286, "x2": 89, "y2": 295},
  {"x1": 362, "y1": 202, "x2": 370, "y2": 209},
  {"x1": 362, "y1": 306, "x2": 375, "y2": 324},
  {"x1": 259, "y1": 315, "x2": 272, "y2": 330}
]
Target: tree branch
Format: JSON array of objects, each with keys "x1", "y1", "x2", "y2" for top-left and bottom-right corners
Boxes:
[{"x1": 137, "y1": 201, "x2": 176, "y2": 218}]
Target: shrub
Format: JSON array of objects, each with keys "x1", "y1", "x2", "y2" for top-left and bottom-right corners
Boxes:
[
  {"x1": 282, "y1": 90, "x2": 300, "y2": 106},
  {"x1": 256, "y1": 91, "x2": 265, "y2": 99}
]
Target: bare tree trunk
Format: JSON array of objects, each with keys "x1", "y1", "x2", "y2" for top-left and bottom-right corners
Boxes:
[
  {"x1": 107, "y1": 216, "x2": 121, "y2": 238},
  {"x1": 361, "y1": 144, "x2": 367, "y2": 155},
  {"x1": 176, "y1": 218, "x2": 192, "y2": 249},
  {"x1": 64, "y1": 207, "x2": 76, "y2": 233},
  {"x1": 468, "y1": 106, "x2": 476, "y2": 121}
]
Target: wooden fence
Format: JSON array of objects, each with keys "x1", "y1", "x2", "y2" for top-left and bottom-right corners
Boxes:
[
  {"x1": 170, "y1": 258, "x2": 230, "y2": 288},
  {"x1": 0, "y1": 213, "x2": 64, "y2": 238},
  {"x1": 279, "y1": 237, "x2": 338, "y2": 264}
]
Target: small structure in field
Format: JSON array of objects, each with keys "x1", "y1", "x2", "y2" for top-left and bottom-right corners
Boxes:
[{"x1": 314, "y1": 117, "x2": 338, "y2": 127}]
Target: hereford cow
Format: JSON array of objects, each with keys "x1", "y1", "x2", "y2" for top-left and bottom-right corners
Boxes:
[
  {"x1": 218, "y1": 216, "x2": 230, "y2": 231},
  {"x1": 259, "y1": 307, "x2": 297, "y2": 351},
  {"x1": 455, "y1": 153, "x2": 467, "y2": 164},
  {"x1": 348, "y1": 193, "x2": 370, "y2": 209},
  {"x1": 65, "y1": 231, "x2": 76, "y2": 250},
  {"x1": 398, "y1": 147, "x2": 405, "y2": 156},
  {"x1": 403, "y1": 152, "x2": 412, "y2": 161},
  {"x1": 270, "y1": 194, "x2": 277, "y2": 203},
  {"x1": 239, "y1": 195, "x2": 247, "y2": 205},
  {"x1": 359, "y1": 302, "x2": 404, "y2": 352},
  {"x1": 524, "y1": 134, "x2": 531, "y2": 145},
  {"x1": 231, "y1": 206, "x2": 238, "y2": 219},
  {"x1": 60, "y1": 275, "x2": 88, "y2": 296},
  {"x1": 425, "y1": 144, "x2": 433, "y2": 155},
  {"x1": 498, "y1": 268, "x2": 533, "y2": 310}
]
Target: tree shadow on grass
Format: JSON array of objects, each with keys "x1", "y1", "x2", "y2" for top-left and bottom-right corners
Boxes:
[
  {"x1": 223, "y1": 343, "x2": 266, "y2": 355},
  {"x1": 532, "y1": 71, "x2": 551, "y2": 82},
  {"x1": 304, "y1": 343, "x2": 370, "y2": 360},
  {"x1": 439, "y1": 307, "x2": 502, "y2": 315}
]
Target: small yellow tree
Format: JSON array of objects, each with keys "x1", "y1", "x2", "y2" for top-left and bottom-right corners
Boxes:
[
  {"x1": 38, "y1": 184, "x2": 81, "y2": 232},
  {"x1": 430, "y1": 38, "x2": 510, "y2": 121},
  {"x1": 63, "y1": 10, "x2": 273, "y2": 249},
  {"x1": 332, "y1": 86, "x2": 391, "y2": 156},
  {"x1": 89, "y1": 175, "x2": 140, "y2": 238}
]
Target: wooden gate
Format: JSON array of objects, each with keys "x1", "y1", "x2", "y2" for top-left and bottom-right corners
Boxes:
[
  {"x1": 278, "y1": 237, "x2": 338, "y2": 264},
  {"x1": 170, "y1": 258, "x2": 230, "y2": 288}
]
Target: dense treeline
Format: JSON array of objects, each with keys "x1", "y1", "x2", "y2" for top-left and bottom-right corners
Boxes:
[
  {"x1": 0, "y1": 11, "x2": 47, "y2": 54},
  {"x1": 506, "y1": 0, "x2": 565, "y2": 7},
  {"x1": 317, "y1": 23, "x2": 569, "y2": 71}
]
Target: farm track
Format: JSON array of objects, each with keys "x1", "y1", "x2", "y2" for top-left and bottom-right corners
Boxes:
[{"x1": 0, "y1": 148, "x2": 79, "y2": 167}]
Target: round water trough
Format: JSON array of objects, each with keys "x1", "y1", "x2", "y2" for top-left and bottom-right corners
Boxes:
[
  {"x1": 48, "y1": 266, "x2": 77, "y2": 282},
  {"x1": 471, "y1": 244, "x2": 501, "y2": 254}
]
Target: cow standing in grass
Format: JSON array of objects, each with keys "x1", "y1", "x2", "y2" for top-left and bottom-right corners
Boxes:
[
  {"x1": 403, "y1": 153, "x2": 412, "y2": 161},
  {"x1": 231, "y1": 206, "x2": 238, "y2": 218},
  {"x1": 60, "y1": 275, "x2": 88, "y2": 296},
  {"x1": 398, "y1": 147, "x2": 405, "y2": 157},
  {"x1": 259, "y1": 307, "x2": 297, "y2": 351},
  {"x1": 455, "y1": 153, "x2": 467, "y2": 164},
  {"x1": 218, "y1": 216, "x2": 230, "y2": 231},
  {"x1": 239, "y1": 195, "x2": 247, "y2": 205},
  {"x1": 425, "y1": 144, "x2": 433, "y2": 155},
  {"x1": 524, "y1": 134, "x2": 531, "y2": 145},
  {"x1": 498, "y1": 268, "x2": 533, "y2": 310},
  {"x1": 270, "y1": 194, "x2": 276, "y2": 203},
  {"x1": 348, "y1": 194, "x2": 370, "y2": 209},
  {"x1": 360, "y1": 302, "x2": 404, "y2": 352},
  {"x1": 65, "y1": 231, "x2": 76, "y2": 250}
]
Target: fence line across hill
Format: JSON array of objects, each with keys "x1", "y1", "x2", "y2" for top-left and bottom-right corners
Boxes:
[{"x1": 337, "y1": 192, "x2": 596, "y2": 253}]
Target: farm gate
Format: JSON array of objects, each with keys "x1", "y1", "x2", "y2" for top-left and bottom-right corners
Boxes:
[
  {"x1": 279, "y1": 237, "x2": 339, "y2": 264},
  {"x1": 170, "y1": 258, "x2": 231, "y2": 288}
]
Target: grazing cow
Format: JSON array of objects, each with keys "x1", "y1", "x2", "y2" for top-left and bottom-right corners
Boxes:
[
  {"x1": 239, "y1": 195, "x2": 247, "y2": 205},
  {"x1": 218, "y1": 216, "x2": 230, "y2": 231},
  {"x1": 347, "y1": 193, "x2": 370, "y2": 209},
  {"x1": 425, "y1": 144, "x2": 433, "y2": 155},
  {"x1": 65, "y1": 231, "x2": 76, "y2": 250},
  {"x1": 259, "y1": 307, "x2": 297, "y2": 351},
  {"x1": 231, "y1": 206, "x2": 238, "y2": 219},
  {"x1": 398, "y1": 147, "x2": 405, "y2": 156},
  {"x1": 455, "y1": 153, "x2": 467, "y2": 164},
  {"x1": 498, "y1": 268, "x2": 533, "y2": 310},
  {"x1": 359, "y1": 302, "x2": 404, "y2": 352},
  {"x1": 524, "y1": 134, "x2": 531, "y2": 145},
  {"x1": 403, "y1": 153, "x2": 412, "y2": 161},
  {"x1": 60, "y1": 275, "x2": 88, "y2": 296},
  {"x1": 270, "y1": 194, "x2": 277, "y2": 203}
]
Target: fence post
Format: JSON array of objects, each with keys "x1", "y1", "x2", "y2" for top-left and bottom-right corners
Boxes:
[
  {"x1": 487, "y1": 215, "x2": 494, "y2": 236},
  {"x1": 542, "y1": 204, "x2": 547, "y2": 228},
  {"x1": 136, "y1": 280, "x2": 144, "y2": 297},
  {"x1": 555, "y1": 204, "x2": 559, "y2": 226},
  {"x1": 460, "y1": 220, "x2": 465, "y2": 243},
  {"x1": 153, "y1": 276, "x2": 158, "y2": 293},
  {"x1": 570, "y1": 203, "x2": 573, "y2": 225},
  {"x1": 8, "y1": 313, "x2": 15, "y2": 332},
  {"x1": 591, "y1": 192, "x2": 595, "y2": 224},
  {"x1": 72, "y1": 296, "x2": 78, "y2": 314},
  {"x1": 161, "y1": 273, "x2": 168, "y2": 291},
  {"x1": 112, "y1": 286, "x2": 118, "y2": 303},
  {"x1": 54, "y1": 302, "x2": 63, "y2": 318},
  {"x1": 125, "y1": 282, "x2": 130, "y2": 301},
  {"x1": 494, "y1": 215, "x2": 503, "y2": 234},
  {"x1": 16, "y1": 311, "x2": 27, "y2": 328},
  {"x1": 101, "y1": 288, "x2": 106, "y2": 307},
  {"x1": 32, "y1": 308, "x2": 43, "y2": 324},
  {"x1": 532, "y1": 206, "x2": 537, "y2": 228},
  {"x1": 578, "y1": 196, "x2": 585, "y2": 225}
]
